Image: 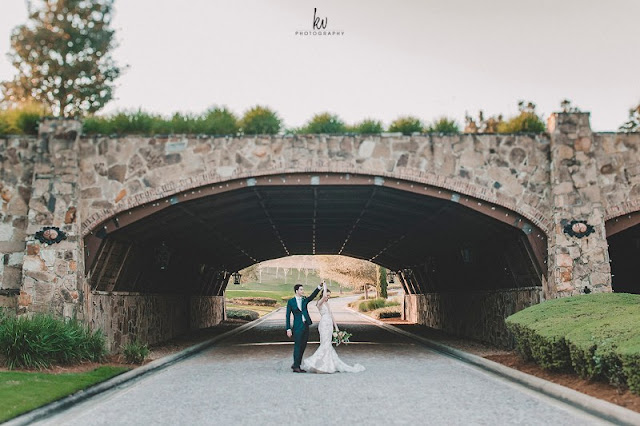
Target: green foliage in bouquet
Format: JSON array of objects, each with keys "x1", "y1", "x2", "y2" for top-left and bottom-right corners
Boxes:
[{"x1": 332, "y1": 330, "x2": 353, "y2": 346}]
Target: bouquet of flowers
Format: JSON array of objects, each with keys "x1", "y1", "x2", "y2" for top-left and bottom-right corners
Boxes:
[{"x1": 332, "y1": 330, "x2": 353, "y2": 346}]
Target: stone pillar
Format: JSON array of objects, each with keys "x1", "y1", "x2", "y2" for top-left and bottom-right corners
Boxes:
[
  {"x1": 547, "y1": 112, "x2": 611, "y2": 297},
  {"x1": 0, "y1": 135, "x2": 38, "y2": 310},
  {"x1": 19, "y1": 119, "x2": 85, "y2": 318}
]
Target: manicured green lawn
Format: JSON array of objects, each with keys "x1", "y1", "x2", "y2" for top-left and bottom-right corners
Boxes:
[
  {"x1": 506, "y1": 293, "x2": 640, "y2": 394},
  {"x1": 0, "y1": 366, "x2": 129, "y2": 422}
]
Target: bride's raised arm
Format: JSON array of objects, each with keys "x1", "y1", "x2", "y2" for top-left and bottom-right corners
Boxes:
[{"x1": 317, "y1": 280, "x2": 328, "y2": 308}]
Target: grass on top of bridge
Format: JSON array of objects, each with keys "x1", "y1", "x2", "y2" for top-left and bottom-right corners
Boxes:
[{"x1": 0, "y1": 366, "x2": 129, "y2": 422}]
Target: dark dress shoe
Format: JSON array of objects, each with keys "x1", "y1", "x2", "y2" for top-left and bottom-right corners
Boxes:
[{"x1": 292, "y1": 368, "x2": 306, "y2": 373}]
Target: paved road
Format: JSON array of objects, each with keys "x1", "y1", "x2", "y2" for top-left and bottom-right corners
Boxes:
[{"x1": 37, "y1": 298, "x2": 609, "y2": 425}]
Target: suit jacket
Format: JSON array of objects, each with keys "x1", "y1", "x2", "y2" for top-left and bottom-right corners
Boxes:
[{"x1": 286, "y1": 286, "x2": 321, "y2": 331}]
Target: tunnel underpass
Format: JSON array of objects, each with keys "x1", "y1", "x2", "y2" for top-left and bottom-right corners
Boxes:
[
  {"x1": 84, "y1": 173, "x2": 547, "y2": 349},
  {"x1": 607, "y1": 215, "x2": 640, "y2": 294}
]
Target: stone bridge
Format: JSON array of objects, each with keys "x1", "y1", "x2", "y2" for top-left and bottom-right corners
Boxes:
[{"x1": 1, "y1": 112, "x2": 639, "y2": 350}]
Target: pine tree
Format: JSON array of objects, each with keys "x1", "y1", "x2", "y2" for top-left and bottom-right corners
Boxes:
[
  {"x1": 1, "y1": 0, "x2": 122, "y2": 117},
  {"x1": 376, "y1": 266, "x2": 388, "y2": 299}
]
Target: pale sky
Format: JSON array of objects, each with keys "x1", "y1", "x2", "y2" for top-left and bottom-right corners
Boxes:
[{"x1": 1, "y1": 0, "x2": 639, "y2": 131}]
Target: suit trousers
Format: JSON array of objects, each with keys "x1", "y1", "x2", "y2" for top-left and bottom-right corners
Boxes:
[{"x1": 292, "y1": 324, "x2": 310, "y2": 368}]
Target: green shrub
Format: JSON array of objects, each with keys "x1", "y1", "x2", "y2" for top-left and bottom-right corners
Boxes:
[
  {"x1": 240, "y1": 105, "x2": 281, "y2": 135},
  {"x1": 300, "y1": 112, "x2": 347, "y2": 134},
  {"x1": 0, "y1": 314, "x2": 106, "y2": 369},
  {"x1": 388, "y1": 116, "x2": 424, "y2": 135},
  {"x1": 200, "y1": 107, "x2": 239, "y2": 135},
  {"x1": 0, "y1": 103, "x2": 48, "y2": 135},
  {"x1": 497, "y1": 112, "x2": 546, "y2": 133},
  {"x1": 497, "y1": 101, "x2": 545, "y2": 133},
  {"x1": 428, "y1": 117, "x2": 460, "y2": 134},
  {"x1": 122, "y1": 340, "x2": 150, "y2": 364},
  {"x1": 83, "y1": 107, "x2": 240, "y2": 136},
  {"x1": 358, "y1": 298, "x2": 399, "y2": 312},
  {"x1": 226, "y1": 308, "x2": 259, "y2": 321},
  {"x1": 351, "y1": 119, "x2": 383, "y2": 134},
  {"x1": 506, "y1": 293, "x2": 640, "y2": 394}
]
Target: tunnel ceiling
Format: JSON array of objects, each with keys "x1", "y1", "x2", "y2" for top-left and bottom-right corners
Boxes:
[{"x1": 105, "y1": 184, "x2": 534, "y2": 273}]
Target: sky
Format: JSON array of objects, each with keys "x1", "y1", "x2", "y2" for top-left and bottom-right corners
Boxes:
[{"x1": 0, "y1": 0, "x2": 639, "y2": 131}]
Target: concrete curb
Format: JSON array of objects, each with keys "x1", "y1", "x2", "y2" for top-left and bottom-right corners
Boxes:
[
  {"x1": 4, "y1": 310, "x2": 280, "y2": 426},
  {"x1": 347, "y1": 307, "x2": 640, "y2": 426}
]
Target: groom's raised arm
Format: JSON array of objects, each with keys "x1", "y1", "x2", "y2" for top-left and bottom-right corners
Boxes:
[{"x1": 307, "y1": 284, "x2": 322, "y2": 302}]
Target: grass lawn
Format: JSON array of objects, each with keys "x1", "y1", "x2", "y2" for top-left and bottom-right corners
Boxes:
[
  {"x1": 0, "y1": 366, "x2": 129, "y2": 422},
  {"x1": 226, "y1": 303, "x2": 276, "y2": 317}
]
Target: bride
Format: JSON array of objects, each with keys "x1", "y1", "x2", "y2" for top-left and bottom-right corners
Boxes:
[{"x1": 301, "y1": 282, "x2": 365, "y2": 374}]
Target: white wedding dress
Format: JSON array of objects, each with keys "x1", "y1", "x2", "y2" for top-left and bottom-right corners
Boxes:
[{"x1": 301, "y1": 302, "x2": 365, "y2": 374}]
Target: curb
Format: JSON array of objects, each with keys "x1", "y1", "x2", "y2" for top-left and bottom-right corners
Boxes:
[
  {"x1": 347, "y1": 307, "x2": 640, "y2": 426},
  {"x1": 4, "y1": 310, "x2": 281, "y2": 426}
]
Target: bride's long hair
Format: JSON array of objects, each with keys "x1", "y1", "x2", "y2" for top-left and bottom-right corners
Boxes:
[{"x1": 316, "y1": 288, "x2": 331, "y2": 306}]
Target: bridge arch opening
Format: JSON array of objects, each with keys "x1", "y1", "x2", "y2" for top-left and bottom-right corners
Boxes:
[
  {"x1": 83, "y1": 172, "x2": 547, "y2": 350},
  {"x1": 606, "y1": 211, "x2": 640, "y2": 294}
]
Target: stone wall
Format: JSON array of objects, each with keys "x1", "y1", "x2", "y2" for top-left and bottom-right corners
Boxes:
[
  {"x1": 0, "y1": 136, "x2": 38, "y2": 296},
  {"x1": 592, "y1": 132, "x2": 640, "y2": 220},
  {"x1": 190, "y1": 296, "x2": 225, "y2": 329},
  {"x1": 89, "y1": 292, "x2": 224, "y2": 352},
  {"x1": 77, "y1": 134, "x2": 552, "y2": 237},
  {"x1": 404, "y1": 288, "x2": 542, "y2": 347}
]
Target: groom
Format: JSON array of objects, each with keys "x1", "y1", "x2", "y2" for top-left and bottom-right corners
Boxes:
[{"x1": 286, "y1": 282, "x2": 323, "y2": 373}]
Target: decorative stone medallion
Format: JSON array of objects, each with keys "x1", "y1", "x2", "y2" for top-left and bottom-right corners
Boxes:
[
  {"x1": 562, "y1": 220, "x2": 595, "y2": 239},
  {"x1": 34, "y1": 226, "x2": 67, "y2": 245}
]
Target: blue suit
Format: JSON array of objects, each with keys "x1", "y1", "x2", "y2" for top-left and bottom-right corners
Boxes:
[{"x1": 286, "y1": 286, "x2": 321, "y2": 369}]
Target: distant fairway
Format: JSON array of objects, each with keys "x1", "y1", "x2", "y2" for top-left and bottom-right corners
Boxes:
[{"x1": 225, "y1": 267, "x2": 351, "y2": 313}]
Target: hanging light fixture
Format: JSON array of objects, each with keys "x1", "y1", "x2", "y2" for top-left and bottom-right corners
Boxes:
[
  {"x1": 386, "y1": 270, "x2": 395, "y2": 283},
  {"x1": 232, "y1": 271, "x2": 242, "y2": 285},
  {"x1": 155, "y1": 242, "x2": 171, "y2": 270}
]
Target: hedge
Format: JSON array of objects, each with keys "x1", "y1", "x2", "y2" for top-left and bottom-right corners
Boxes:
[
  {"x1": 226, "y1": 309, "x2": 259, "y2": 321},
  {"x1": 229, "y1": 297, "x2": 277, "y2": 307},
  {"x1": 505, "y1": 293, "x2": 640, "y2": 393}
]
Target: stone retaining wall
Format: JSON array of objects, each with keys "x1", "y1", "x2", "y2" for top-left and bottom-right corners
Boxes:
[
  {"x1": 89, "y1": 291, "x2": 224, "y2": 352},
  {"x1": 404, "y1": 287, "x2": 542, "y2": 347},
  {"x1": 190, "y1": 296, "x2": 225, "y2": 329}
]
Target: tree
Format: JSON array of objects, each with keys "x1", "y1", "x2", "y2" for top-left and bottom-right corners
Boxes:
[
  {"x1": 376, "y1": 265, "x2": 388, "y2": 299},
  {"x1": 300, "y1": 112, "x2": 347, "y2": 134},
  {"x1": 314, "y1": 255, "x2": 377, "y2": 293},
  {"x1": 620, "y1": 103, "x2": 640, "y2": 133},
  {"x1": 1, "y1": 0, "x2": 122, "y2": 117},
  {"x1": 389, "y1": 116, "x2": 424, "y2": 135},
  {"x1": 240, "y1": 105, "x2": 281, "y2": 135}
]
